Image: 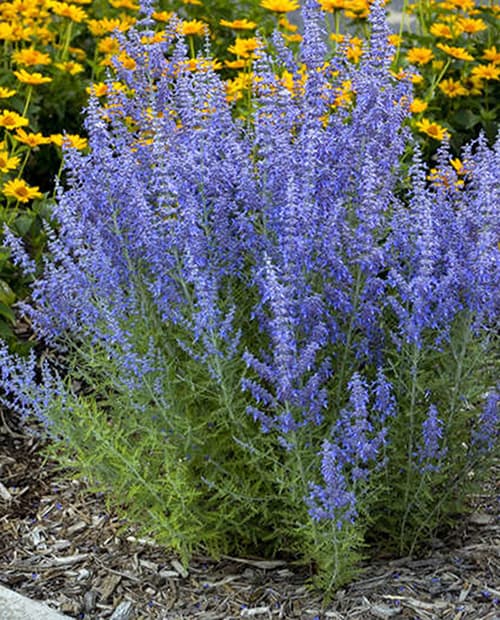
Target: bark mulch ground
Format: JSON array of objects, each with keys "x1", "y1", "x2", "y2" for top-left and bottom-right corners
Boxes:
[{"x1": 0, "y1": 411, "x2": 498, "y2": 620}]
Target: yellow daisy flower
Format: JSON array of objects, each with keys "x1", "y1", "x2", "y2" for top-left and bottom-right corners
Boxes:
[
  {"x1": 224, "y1": 59, "x2": 248, "y2": 70},
  {"x1": 409, "y1": 98, "x2": 428, "y2": 113},
  {"x1": 14, "y1": 128, "x2": 51, "y2": 147},
  {"x1": 450, "y1": 158, "x2": 465, "y2": 175},
  {"x1": 152, "y1": 11, "x2": 173, "y2": 22},
  {"x1": 483, "y1": 46, "x2": 500, "y2": 65},
  {"x1": 12, "y1": 48, "x2": 51, "y2": 66},
  {"x1": 388, "y1": 34, "x2": 402, "y2": 47},
  {"x1": 13, "y1": 69, "x2": 52, "y2": 85},
  {"x1": 407, "y1": 47, "x2": 434, "y2": 65},
  {"x1": 0, "y1": 151, "x2": 21, "y2": 173},
  {"x1": 68, "y1": 47, "x2": 87, "y2": 61},
  {"x1": 97, "y1": 36, "x2": 121, "y2": 56},
  {"x1": 332, "y1": 79, "x2": 354, "y2": 109},
  {"x1": 116, "y1": 51, "x2": 136, "y2": 71},
  {"x1": 330, "y1": 33, "x2": 345, "y2": 44},
  {"x1": 346, "y1": 45, "x2": 363, "y2": 63},
  {"x1": 3, "y1": 178, "x2": 42, "y2": 203},
  {"x1": 458, "y1": 17, "x2": 487, "y2": 34},
  {"x1": 436, "y1": 43, "x2": 474, "y2": 61},
  {"x1": 86, "y1": 82, "x2": 109, "y2": 97},
  {"x1": 141, "y1": 32, "x2": 167, "y2": 45},
  {"x1": 228, "y1": 37, "x2": 260, "y2": 59},
  {"x1": 55, "y1": 61, "x2": 84, "y2": 75},
  {"x1": 344, "y1": 0, "x2": 370, "y2": 19},
  {"x1": 178, "y1": 20, "x2": 207, "y2": 36},
  {"x1": 446, "y1": 0, "x2": 474, "y2": 10},
  {"x1": 429, "y1": 23, "x2": 454, "y2": 39},
  {"x1": 0, "y1": 87, "x2": 16, "y2": 99},
  {"x1": 180, "y1": 58, "x2": 222, "y2": 72},
  {"x1": 32, "y1": 26, "x2": 55, "y2": 46},
  {"x1": 416, "y1": 118, "x2": 449, "y2": 141},
  {"x1": 471, "y1": 63, "x2": 500, "y2": 80},
  {"x1": 319, "y1": 0, "x2": 345, "y2": 10},
  {"x1": 220, "y1": 18, "x2": 257, "y2": 30},
  {"x1": 284, "y1": 33, "x2": 303, "y2": 43},
  {"x1": 87, "y1": 17, "x2": 135, "y2": 36},
  {"x1": 0, "y1": 110, "x2": 29, "y2": 130},
  {"x1": 49, "y1": 1, "x2": 87, "y2": 23},
  {"x1": 225, "y1": 72, "x2": 254, "y2": 102},
  {"x1": 462, "y1": 75, "x2": 483, "y2": 95},
  {"x1": 109, "y1": 0, "x2": 139, "y2": 8},
  {"x1": 0, "y1": 23, "x2": 15, "y2": 41},
  {"x1": 439, "y1": 78, "x2": 467, "y2": 97},
  {"x1": 50, "y1": 134, "x2": 88, "y2": 150},
  {"x1": 260, "y1": 0, "x2": 299, "y2": 13},
  {"x1": 278, "y1": 16, "x2": 298, "y2": 31}
]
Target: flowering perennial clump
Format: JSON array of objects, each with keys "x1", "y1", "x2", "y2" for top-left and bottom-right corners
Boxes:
[{"x1": 0, "y1": 0, "x2": 499, "y2": 590}]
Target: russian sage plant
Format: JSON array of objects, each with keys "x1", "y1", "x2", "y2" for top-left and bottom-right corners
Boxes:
[{"x1": 1, "y1": 0, "x2": 498, "y2": 590}]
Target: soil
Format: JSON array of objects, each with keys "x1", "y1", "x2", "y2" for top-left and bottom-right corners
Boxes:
[{"x1": 0, "y1": 411, "x2": 498, "y2": 620}]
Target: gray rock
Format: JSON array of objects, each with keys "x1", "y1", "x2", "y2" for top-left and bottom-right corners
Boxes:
[{"x1": 0, "y1": 585, "x2": 71, "y2": 620}]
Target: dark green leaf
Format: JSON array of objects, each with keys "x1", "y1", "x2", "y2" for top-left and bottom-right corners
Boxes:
[
  {"x1": 0, "y1": 279, "x2": 16, "y2": 306},
  {"x1": 0, "y1": 302, "x2": 16, "y2": 324},
  {"x1": 14, "y1": 214, "x2": 35, "y2": 237},
  {"x1": 451, "y1": 109, "x2": 481, "y2": 131},
  {"x1": 0, "y1": 318, "x2": 14, "y2": 340}
]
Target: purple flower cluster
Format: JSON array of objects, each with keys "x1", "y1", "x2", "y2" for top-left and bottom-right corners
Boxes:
[
  {"x1": 2, "y1": 224, "x2": 37, "y2": 275},
  {"x1": 307, "y1": 371, "x2": 395, "y2": 526},
  {"x1": 414, "y1": 405, "x2": 448, "y2": 473},
  {"x1": 0, "y1": 343, "x2": 61, "y2": 431},
  {"x1": 472, "y1": 389, "x2": 499, "y2": 454},
  {"x1": 386, "y1": 137, "x2": 500, "y2": 346},
  {"x1": 0, "y1": 0, "x2": 498, "y2": 537}
]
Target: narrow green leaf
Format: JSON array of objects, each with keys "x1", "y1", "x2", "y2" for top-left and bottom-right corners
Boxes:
[
  {"x1": 0, "y1": 279, "x2": 16, "y2": 306},
  {"x1": 0, "y1": 302, "x2": 16, "y2": 324}
]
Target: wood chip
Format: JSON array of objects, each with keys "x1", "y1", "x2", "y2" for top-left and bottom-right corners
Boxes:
[
  {"x1": 468, "y1": 512, "x2": 496, "y2": 525},
  {"x1": 83, "y1": 590, "x2": 98, "y2": 614},
  {"x1": 99, "y1": 573, "x2": 122, "y2": 600},
  {"x1": 458, "y1": 583, "x2": 472, "y2": 602},
  {"x1": 0, "y1": 481, "x2": 12, "y2": 502},
  {"x1": 67, "y1": 520, "x2": 88, "y2": 535},
  {"x1": 110, "y1": 600, "x2": 134, "y2": 620},
  {"x1": 171, "y1": 559, "x2": 189, "y2": 578},
  {"x1": 221, "y1": 555, "x2": 287, "y2": 570},
  {"x1": 370, "y1": 603, "x2": 402, "y2": 618},
  {"x1": 49, "y1": 553, "x2": 89, "y2": 566},
  {"x1": 240, "y1": 606, "x2": 270, "y2": 617}
]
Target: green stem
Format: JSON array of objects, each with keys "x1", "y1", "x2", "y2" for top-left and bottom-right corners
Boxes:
[
  {"x1": 22, "y1": 85, "x2": 33, "y2": 118},
  {"x1": 188, "y1": 35, "x2": 195, "y2": 59},
  {"x1": 443, "y1": 314, "x2": 472, "y2": 450},
  {"x1": 61, "y1": 21, "x2": 73, "y2": 61},
  {"x1": 399, "y1": 344, "x2": 420, "y2": 553},
  {"x1": 290, "y1": 428, "x2": 322, "y2": 550},
  {"x1": 16, "y1": 149, "x2": 31, "y2": 180},
  {"x1": 393, "y1": 0, "x2": 409, "y2": 68},
  {"x1": 427, "y1": 58, "x2": 451, "y2": 101}
]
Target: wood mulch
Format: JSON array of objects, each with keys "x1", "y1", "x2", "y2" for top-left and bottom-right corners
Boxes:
[{"x1": 0, "y1": 412, "x2": 498, "y2": 620}]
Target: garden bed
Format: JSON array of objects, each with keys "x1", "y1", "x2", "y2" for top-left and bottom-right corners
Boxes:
[{"x1": 0, "y1": 412, "x2": 498, "y2": 620}]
